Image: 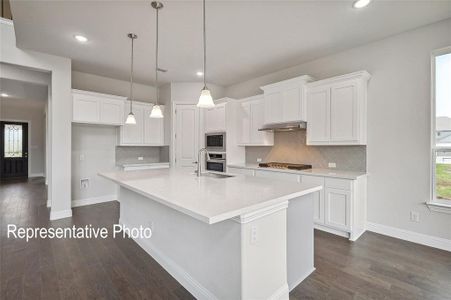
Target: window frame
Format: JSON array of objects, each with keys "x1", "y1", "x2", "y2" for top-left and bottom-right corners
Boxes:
[{"x1": 429, "y1": 46, "x2": 451, "y2": 213}]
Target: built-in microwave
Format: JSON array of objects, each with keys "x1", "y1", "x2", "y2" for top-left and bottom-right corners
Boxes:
[
  {"x1": 206, "y1": 152, "x2": 226, "y2": 173},
  {"x1": 205, "y1": 132, "x2": 226, "y2": 152}
]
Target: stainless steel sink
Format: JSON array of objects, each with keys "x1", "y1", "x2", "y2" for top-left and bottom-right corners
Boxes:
[{"x1": 201, "y1": 172, "x2": 235, "y2": 179}]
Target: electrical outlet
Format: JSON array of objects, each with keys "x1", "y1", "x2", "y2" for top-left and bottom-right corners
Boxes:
[
  {"x1": 79, "y1": 154, "x2": 85, "y2": 161},
  {"x1": 328, "y1": 162, "x2": 337, "y2": 168},
  {"x1": 410, "y1": 211, "x2": 420, "y2": 223},
  {"x1": 250, "y1": 226, "x2": 258, "y2": 244},
  {"x1": 138, "y1": 156, "x2": 144, "y2": 161},
  {"x1": 256, "y1": 158, "x2": 263, "y2": 163},
  {"x1": 80, "y1": 178, "x2": 89, "y2": 189}
]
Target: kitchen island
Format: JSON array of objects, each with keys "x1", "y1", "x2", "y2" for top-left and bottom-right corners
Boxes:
[{"x1": 100, "y1": 168, "x2": 322, "y2": 300}]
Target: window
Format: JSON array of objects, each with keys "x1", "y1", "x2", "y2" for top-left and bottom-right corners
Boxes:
[
  {"x1": 431, "y1": 47, "x2": 451, "y2": 209},
  {"x1": 4, "y1": 124, "x2": 23, "y2": 158}
]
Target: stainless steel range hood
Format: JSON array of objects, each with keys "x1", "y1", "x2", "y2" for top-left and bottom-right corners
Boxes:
[{"x1": 258, "y1": 121, "x2": 307, "y2": 132}]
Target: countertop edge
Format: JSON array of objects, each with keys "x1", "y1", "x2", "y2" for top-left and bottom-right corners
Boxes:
[{"x1": 227, "y1": 164, "x2": 367, "y2": 180}]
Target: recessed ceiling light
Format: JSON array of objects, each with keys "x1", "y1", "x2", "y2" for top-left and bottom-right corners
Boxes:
[
  {"x1": 196, "y1": 71, "x2": 204, "y2": 77},
  {"x1": 74, "y1": 35, "x2": 88, "y2": 43},
  {"x1": 1, "y1": 93, "x2": 9, "y2": 97},
  {"x1": 353, "y1": 0, "x2": 371, "y2": 9}
]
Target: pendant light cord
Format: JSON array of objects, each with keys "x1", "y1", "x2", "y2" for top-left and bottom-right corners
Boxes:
[
  {"x1": 155, "y1": 6, "x2": 159, "y2": 106},
  {"x1": 203, "y1": 0, "x2": 207, "y2": 89},
  {"x1": 129, "y1": 35, "x2": 135, "y2": 113}
]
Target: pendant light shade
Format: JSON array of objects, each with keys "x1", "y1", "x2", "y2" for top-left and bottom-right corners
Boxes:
[
  {"x1": 125, "y1": 112, "x2": 137, "y2": 124},
  {"x1": 198, "y1": 87, "x2": 214, "y2": 108},
  {"x1": 197, "y1": 0, "x2": 215, "y2": 108},
  {"x1": 150, "y1": 104, "x2": 164, "y2": 118},
  {"x1": 150, "y1": 1, "x2": 164, "y2": 118},
  {"x1": 125, "y1": 33, "x2": 138, "y2": 125}
]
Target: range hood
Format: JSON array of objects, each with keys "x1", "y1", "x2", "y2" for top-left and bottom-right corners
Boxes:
[{"x1": 258, "y1": 121, "x2": 307, "y2": 132}]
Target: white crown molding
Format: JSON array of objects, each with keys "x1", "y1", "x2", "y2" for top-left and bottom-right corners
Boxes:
[
  {"x1": 366, "y1": 222, "x2": 451, "y2": 252},
  {"x1": 306, "y1": 70, "x2": 371, "y2": 88}
]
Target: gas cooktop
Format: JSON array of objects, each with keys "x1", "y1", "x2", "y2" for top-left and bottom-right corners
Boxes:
[{"x1": 258, "y1": 162, "x2": 312, "y2": 171}]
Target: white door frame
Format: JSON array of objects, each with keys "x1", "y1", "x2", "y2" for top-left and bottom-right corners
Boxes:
[{"x1": 171, "y1": 102, "x2": 202, "y2": 167}]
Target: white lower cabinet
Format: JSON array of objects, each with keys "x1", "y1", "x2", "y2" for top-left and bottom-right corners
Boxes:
[{"x1": 324, "y1": 187, "x2": 351, "y2": 231}]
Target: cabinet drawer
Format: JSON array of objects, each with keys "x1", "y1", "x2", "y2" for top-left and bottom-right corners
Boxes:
[{"x1": 325, "y1": 178, "x2": 352, "y2": 190}]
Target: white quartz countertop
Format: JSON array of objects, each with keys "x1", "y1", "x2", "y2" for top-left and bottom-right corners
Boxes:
[
  {"x1": 228, "y1": 163, "x2": 367, "y2": 180},
  {"x1": 120, "y1": 162, "x2": 170, "y2": 168},
  {"x1": 99, "y1": 168, "x2": 322, "y2": 224}
]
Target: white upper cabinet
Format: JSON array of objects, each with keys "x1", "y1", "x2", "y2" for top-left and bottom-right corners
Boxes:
[
  {"x1": 72, "y1": 89, "x2": 126, "y2": 125},
  {"x1": 238, "y1": 96, "x2": 274, "y2": 146},
  {"x1": 204, "y1": 103, "x2": 226, "y2": 133},
  {"x1": 119, "y1": 101, "x2": 165, "y2": 146},
  {"x1": 306, "y1": 71, "x2": 370, "y2": 145},
  {"x1": 260, "y1": 75, "x2": 313, "y2": 124}
]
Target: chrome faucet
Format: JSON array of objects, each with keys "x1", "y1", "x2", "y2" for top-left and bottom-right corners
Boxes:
[{"x1": 197, "y1": 148, "x2": 209, "y2": 177}]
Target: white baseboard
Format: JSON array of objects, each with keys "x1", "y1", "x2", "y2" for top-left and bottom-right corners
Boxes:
[
  {"x1": 119, "y1": 218, "x2": 218, "y2": 300},
  {"x1": 72, "y1": 195, "x2": 117, "y2": 207},
  {"x1": 314, "y1": 224, "x2": 349, "y2": 239},
  {"x1": 366, "y1": 222, "x2": 451, "y2": 252},
  {"x1": 50, "y1": 209, "x2": 72, "y2": 220},
  {"x1": 269, "y1": 283, "x2": 289, "y2": 300},
  {"x1": 288, "y1": 267, "x2": 315, "y2": 292},
  {"x1": 29, "y1": 173, "x2": 45, "y2": 178}
]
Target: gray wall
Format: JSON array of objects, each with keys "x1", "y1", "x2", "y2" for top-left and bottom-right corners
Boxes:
[
  {"x1": 246, "y1": 131, "x2": 366, "y2": 172},
  {"x1": 72, "y1": 71, "x2": 160, "y2": 104},
  {"x1": 71, "y1": 124, "x2": 118, "y2": 201},
  {"x1": 225, "y1": 19, "x2": 451, "y2": 241}
]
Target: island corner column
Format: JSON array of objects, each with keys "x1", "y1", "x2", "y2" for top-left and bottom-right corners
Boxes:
[{"x1": 233, "y1": 201, "x2": 290, "y2": 300}]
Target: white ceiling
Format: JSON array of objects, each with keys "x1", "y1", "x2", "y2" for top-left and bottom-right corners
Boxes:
[
  {"x1": 0, "y1": 78, "x2": 48, "y2": 102},
  {"x1": 10, "y1": 0, "x2": 451, "y2": 87}
]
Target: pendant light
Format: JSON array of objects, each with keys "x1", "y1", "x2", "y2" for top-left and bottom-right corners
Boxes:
[
  {"x1": 150, "y1": 1, "x2": 164, "y2": 118},
  {"x1": 197, "y1": 0, "x2": 215, "y2": 108},
  {"x1": 125, "y1": 33, "x2": 138, "y2": 124}
]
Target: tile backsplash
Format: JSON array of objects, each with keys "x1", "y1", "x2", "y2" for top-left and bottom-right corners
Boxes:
[
  {"x1": 116, "y1": 146, "x2": 168, "y2": 165},
  {"x1": 245, "y1": 131, "x2": 366, "y2": 172}
]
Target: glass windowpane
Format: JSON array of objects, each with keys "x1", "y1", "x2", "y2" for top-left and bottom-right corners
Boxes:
[{"x1": 4, "y1": 124, "x2": 23, "y2": 158}]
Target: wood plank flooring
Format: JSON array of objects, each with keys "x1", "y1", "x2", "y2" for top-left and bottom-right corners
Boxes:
[{"x1": 1, "y1": 178, "x2": 450, "y2": 299}]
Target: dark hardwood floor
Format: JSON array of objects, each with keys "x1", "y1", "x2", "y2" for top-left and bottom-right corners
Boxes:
[{"x1": 1, "y1": 178, "x2": 450, "y2": 300}]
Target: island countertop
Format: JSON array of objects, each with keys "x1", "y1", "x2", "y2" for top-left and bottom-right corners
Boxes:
[{"x1": 100, "y1": 168, "x2": 322, "y2": 224}]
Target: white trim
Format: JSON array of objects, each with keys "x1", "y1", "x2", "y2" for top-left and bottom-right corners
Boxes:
[
  {"x1": 366, "y1": 222, "x2": 451, "y2": 252},
  {"x1": 46, "y1": 199, "x2": 51, "y2": 208},
  {"x1": 49, "y1": 209, "x2": 72, "y2": 220},
  {"x1": 268, "y1": 283, "x2": 289, "y2": 300},
  {"x1": 429, "y1": 46, "x2": 451, "y2": 205},
  {"x1": 232, "y1": 201, "x2": 289, "y2": 224},
  {"x1": 29, "y1": 173, "x2": 45, "y2": 178},
  {"x1": 119, "y1": 218, "x2": 218, "y2": 300},
  {"x1": 0, "y1": 18, "x2": 13, "y2": 25},
  {"x1": 288, "y1": 267, "x2": 315, "y2": 292},
  {"x1": 426, "y1": 201, "x2": 451, "y2": 214},
  {"x1": 314, "y1": 224, "x2": 349, "y2": 239},
  {"x1": 72, "y1": 195, "x2": 117, "y2": 207}
]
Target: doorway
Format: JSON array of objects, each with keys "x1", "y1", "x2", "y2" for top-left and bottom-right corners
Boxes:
[
  {"x1": 0, "y1": 121, "x2": 29, "y2": 178},
  {"x1": 173, "y1": 104, "x2": 200, "y2": 169}
]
